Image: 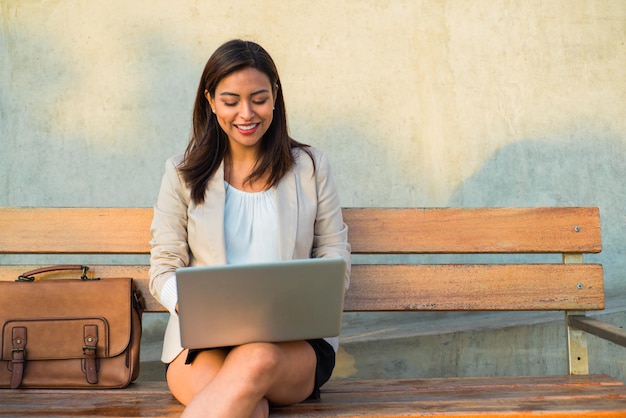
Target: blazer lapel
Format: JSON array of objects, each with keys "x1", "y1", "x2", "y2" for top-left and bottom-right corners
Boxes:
[
  {"x1": 275, "y1": 168, "x2": 298, "y2": 260},
  {"x1": 195, "y1": 161, "x2": 228, "y2": 265}
]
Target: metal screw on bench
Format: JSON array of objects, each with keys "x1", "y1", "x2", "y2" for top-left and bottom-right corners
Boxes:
[
  {"x1": 577, "y1": 283, "x2": 584, "y2": 290},
  {"x1": 574, "y1": 226, "x2": 581, "y2": 232}
]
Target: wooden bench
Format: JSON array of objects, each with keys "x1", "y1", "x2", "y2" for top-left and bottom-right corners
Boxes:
[{"x1": 2, "y1": 206, "x2": 626, "y2": 417}]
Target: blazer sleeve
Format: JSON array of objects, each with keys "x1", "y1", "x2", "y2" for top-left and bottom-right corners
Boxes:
[
  {"x1": 149, "y1": 155, "x2": 191, "y2": 306},
  {"x1": 310, "y1": 149, "x2": 352, "y2": 289}
]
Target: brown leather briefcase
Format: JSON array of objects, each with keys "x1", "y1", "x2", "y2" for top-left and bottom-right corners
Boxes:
[{"x1": 0, "y1": 265, "x2": 144, "y2": 389}]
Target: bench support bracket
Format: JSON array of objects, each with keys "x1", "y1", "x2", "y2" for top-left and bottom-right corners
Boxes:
[{"x1": 566, "y1": 311, "x2": 589, "y2": 375}]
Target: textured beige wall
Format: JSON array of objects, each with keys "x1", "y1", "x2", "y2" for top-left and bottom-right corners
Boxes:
[
  {"x1": 3, "y1": 1, "x2": 624, "y2": 204},
  {"x1": 2, "y1": 0, "x2": 626, "y2": 380}
]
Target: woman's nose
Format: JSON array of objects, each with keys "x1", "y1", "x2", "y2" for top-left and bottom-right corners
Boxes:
[{"x1": 239, "y1": 102, "x2": 254, "y2": 119}]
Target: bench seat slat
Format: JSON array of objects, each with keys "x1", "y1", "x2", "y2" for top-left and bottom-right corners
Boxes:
[
  {"x1": 1, "y1": 375, "x2": 625, "y2": 417},
  {"x1": 321, "y1": 374, "x2": 626, "y2": 392}
]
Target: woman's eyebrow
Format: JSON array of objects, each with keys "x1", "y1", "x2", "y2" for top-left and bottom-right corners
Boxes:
[{"x1": 219, "y1": 89, "x2": 270, "y2": 97}]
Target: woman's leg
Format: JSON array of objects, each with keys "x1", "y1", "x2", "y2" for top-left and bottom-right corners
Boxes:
[
  {"x1": 167, "y1": 341, "x2": 317, "y2": 418},
  {"x1": 166, "y1": 348, "x2": 228, "y2": 406}
]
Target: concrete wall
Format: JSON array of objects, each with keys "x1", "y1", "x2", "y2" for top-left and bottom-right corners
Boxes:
[{"x1": 2, "y1": 1, "x2": 626, "y2": 381}]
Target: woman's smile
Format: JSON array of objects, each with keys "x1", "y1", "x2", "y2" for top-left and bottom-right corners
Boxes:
[{"x1": 235, "y1": 123, "x2": 260, "y2": 134}]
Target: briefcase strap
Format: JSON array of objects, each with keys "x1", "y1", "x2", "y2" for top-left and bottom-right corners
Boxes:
[
  {"x1": 10, "y1": 327, "x2": 27, "y2": 389},
  {"x1": 83, "y1": 325, "x2": 99, "y2": 384}
]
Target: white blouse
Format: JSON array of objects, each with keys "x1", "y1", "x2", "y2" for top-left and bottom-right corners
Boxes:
[
  {"x1": 159, "y1": 183, "x2": 278, "y2": 314},
  {"x1": 224, "y1": 183, "x2": 278, "y2": 264}
]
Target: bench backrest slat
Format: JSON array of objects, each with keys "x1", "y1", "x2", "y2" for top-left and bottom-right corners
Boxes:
[
  {"x1": 0, "y1": 208, "x2": 152, "y2": 254},
  {"x1": 344, "y1": 207, "x2": 601, "y2": 254},
  {"x1": 0, "y1": 207, "x2": 601, "y2": 255},
  {"x1": 345, "y1": 264, "x2": 604, "y2": 311},
  {"x1": 0, "y1": 264, "x2": 605, "y2": 312}
]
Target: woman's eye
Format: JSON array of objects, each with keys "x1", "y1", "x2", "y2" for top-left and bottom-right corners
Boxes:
[{"x1": 221, "y1": 98, "x2": 268, "y2": 107}]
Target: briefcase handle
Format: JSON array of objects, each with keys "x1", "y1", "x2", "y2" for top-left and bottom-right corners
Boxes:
[{"x1": 16, "y1": 265, "x2": 99, "y2": 282}]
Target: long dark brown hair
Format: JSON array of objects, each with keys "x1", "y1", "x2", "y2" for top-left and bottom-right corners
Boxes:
[{"x1": 179, "y1": 39, "x2": 312, "y2": 204}]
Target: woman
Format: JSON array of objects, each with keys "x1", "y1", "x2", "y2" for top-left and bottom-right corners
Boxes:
[{"x1": 149, "y1": 39, "x2": 351, "y2": 418}]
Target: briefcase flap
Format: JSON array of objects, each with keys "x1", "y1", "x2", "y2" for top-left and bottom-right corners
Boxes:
[
  {"x1": 2, "y1": 318, "x2": 109, "y2": 360},
  {"x1": 0, "y1": 278, "x2": 134, "y2": 360}
]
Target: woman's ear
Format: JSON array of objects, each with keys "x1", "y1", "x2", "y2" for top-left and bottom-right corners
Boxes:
[
  {"x1": 273, "y1": 84, "x2": 279, "y2": 107},
  {"x1": 205, "y1": 89, "x2": 216, "y2": 114}
]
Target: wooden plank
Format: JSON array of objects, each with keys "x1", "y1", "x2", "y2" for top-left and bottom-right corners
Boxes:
[
  {"x1": 0, "y1": 207, "x2": 153, "y2": 254},
  {"x1": 1, "y1": 376, "x2": 625, "y2": 417},
  {"x1": 273, "y1": 394, "x2": 626, "y2": 417},
  {"x1": 0, "y1": 385, "x2": 184, "y2": 417},
  {"x1": 344, "y1": 207, "x2": 601, "y2": 254},
  {"x1": 0, "y1": 207, "x2": 602, "y2": 255},
  {"x1": 0, "y1": 263, "x2": 605, "y2": 313},
  {"x1": 321, "y1": 374, "x2": 626, "y2": 392},
  {"x1": 274, "y1": 375, "x2": 626, "y2": 417},
  {"x1": 343, "y1": 264, "x2": 605, "y2": 311},
  {"x1": 569, "y1": 316, "x2": 626, "y2": 348}
]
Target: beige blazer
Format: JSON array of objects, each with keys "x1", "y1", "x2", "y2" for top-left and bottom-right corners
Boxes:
[{"x1": 149, "y1": 147, "x2": 351, "y2": 363}]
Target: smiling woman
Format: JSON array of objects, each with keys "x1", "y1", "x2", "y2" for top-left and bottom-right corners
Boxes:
[
  {"x1": 148, "y1": 39, "x2": 351, "y2": 418},
  {"x1": 178, "y1": 40, "x2": 311, "y2": 201}
]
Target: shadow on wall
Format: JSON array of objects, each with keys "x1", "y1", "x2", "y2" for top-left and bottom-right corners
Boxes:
[{"x1": 448, "y1": 129, "x2": 626, "y2": 299}]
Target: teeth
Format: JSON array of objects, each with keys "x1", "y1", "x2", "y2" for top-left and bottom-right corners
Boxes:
[{"x1": 238, "y1": 124, "x2": 257, "y2": 130}]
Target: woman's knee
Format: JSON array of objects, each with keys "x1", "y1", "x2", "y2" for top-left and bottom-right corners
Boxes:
[
  {"x1": 228, "y1": 341, "x2": 316, "y2": 404},
  {"x1": 228, "y1": 343, "x2": 282, "y2": 380}
]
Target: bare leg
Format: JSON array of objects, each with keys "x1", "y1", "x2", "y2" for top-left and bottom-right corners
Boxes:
[
  {"x1": 166, "y1": 348, "x2": 228, "y2": 406},
  {"x1": 167, "y1": 341, "x2": 317, "y2": 418}
]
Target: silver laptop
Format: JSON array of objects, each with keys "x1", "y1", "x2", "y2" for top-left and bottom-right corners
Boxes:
[{"x1": 176, "y1": 257, "x2": 347, "y2": 349}]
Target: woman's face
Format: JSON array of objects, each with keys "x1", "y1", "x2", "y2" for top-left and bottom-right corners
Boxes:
[{"x1": 207, "y1": 67, "x2": 276, "y2": 154}]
